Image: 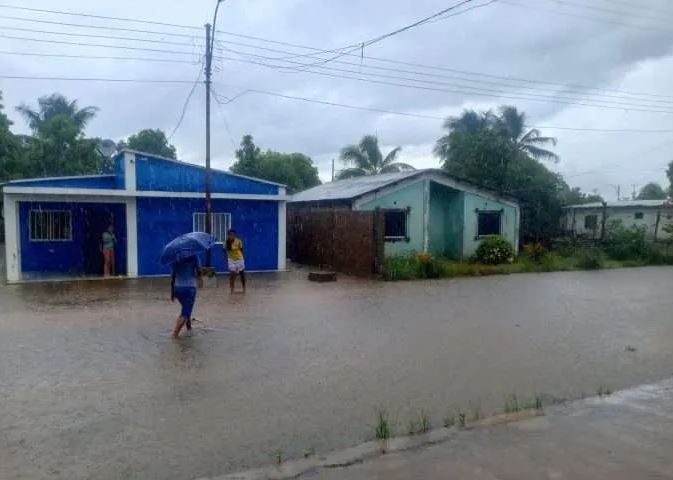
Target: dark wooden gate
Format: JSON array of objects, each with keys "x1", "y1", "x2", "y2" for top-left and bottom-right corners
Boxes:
[{"x1": 288, "y1": 208, "x2": 384, "y2": 276}]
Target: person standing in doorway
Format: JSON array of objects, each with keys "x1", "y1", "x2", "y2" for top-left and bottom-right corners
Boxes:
[
  {"x1": 170, "y1": 254, "x2": 202, "y2": 338},
  {"x1": 225, "y1": 229, "x2": 246, "y2": 293},
  {"x1": 101, "y1": 224, "x2": 116, "y2": 277}
]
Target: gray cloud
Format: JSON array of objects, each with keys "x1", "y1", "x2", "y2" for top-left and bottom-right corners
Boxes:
[{"x1": 2, "y1": 0, "x2": 673, "y2": 198}]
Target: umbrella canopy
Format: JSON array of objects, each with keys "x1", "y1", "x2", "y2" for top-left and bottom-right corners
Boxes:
[{"x1": 160, "y1": 232, "x2": 214, "y2": 265}]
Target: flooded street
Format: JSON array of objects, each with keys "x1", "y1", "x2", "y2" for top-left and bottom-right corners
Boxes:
[{"x1": 2, "y1": 267, "x2": 673, "y2": 479}]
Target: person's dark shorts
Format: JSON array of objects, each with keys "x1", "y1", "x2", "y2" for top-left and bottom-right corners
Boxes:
[{"x1": 174, "y1": 286, "x2": 196, "y2": 318}]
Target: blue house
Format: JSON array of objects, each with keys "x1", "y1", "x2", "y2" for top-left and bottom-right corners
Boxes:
[{"x1": 2, "y1": 150, "x2": 287, "y2": 283}]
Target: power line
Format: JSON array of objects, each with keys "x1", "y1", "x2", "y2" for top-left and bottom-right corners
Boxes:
[
  {"x1": 0, "y1": 50, "x2": 197, "y2": 64},
  {"x1": 3, "y1": 2, "x2": 672, "y2": 102},
  {"x1": 168, "y1": 64, "x2": 203, "y2": 140},
  {"x1": 0, "y1": 24, "x2": 203, "y2": 48},
  {"x1": 214, "y1": 40, "x2": 673, "y2": 106},
  {"x1": 0, "y1": 14, "x2": 201, "y2": 40},
  {"x1": 210, "y1": 84, "x2": 673, "y2": 133},
  {"x1": 0, "y1": 3, "x2": 201, "y2": 30},
  {"x1": 210, "y1": 29, "x2": 673, "y2": 101},
  {"x1": 0, "y1": 74, "x2": 197, "y2": 84},
  {"x1": 501, "y1": 0, "x2": 673, "y2": 32},
  {"x1": 540, "y1": 0, "x2": 672, "y2": 25},
  {"x1": 212, "y1": 53, "x2": 673, "y2": 114}
]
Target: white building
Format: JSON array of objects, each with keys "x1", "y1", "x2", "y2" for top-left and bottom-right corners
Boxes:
[{"x1": 562, "y1": 199, "x2": 673, "y2": 240}]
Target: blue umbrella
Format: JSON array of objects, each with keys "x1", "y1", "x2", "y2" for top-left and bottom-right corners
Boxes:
[{"x1": 160, "y1": 232, "x2": 214, "y2": 265}]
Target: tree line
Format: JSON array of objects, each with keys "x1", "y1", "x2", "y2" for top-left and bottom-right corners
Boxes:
[{"x1": 1, "y1": 91, "x2": 671, "y2": 240}]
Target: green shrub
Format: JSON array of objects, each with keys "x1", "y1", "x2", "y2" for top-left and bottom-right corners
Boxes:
[
  {"x1": 604, "y1": 220, "x2": 648, "y2": 260},
  {"x1": 474, "y1": 235, "x2": 514, "y2": 265},
  {"x1": 383, "y1": 255, "x2": 420, "y2": 280},
  {"x1": 523, "y1": 242, "x2": 547, "y2": 263},
  {"x1": 576, "y1": 248, "x2": 604, "y2": 270}
]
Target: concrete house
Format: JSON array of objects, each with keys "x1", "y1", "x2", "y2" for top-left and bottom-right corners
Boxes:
[
  {"x1": 2, "y1": 150, "x2": 287, "y2": 283},
  {"x1": 562, "y1": 199, "x2": 673, "y2": 240},
  {"x1": 290, "y1": 169, "x2": 520, "y2": 259}
]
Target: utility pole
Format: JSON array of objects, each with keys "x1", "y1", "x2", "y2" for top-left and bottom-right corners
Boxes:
[
  {"x1": 632, "y1": 184, "x2": 637, "y2": 200},
  {"x1": 331, "y1": 158, "x2": 335, "y2": 182},
  {"x1": 204, "y1": 22, "x2": 213, "y2": 266}
]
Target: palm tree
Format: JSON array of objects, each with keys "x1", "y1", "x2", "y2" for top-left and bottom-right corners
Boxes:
[
  {"x1": 496, "y1": 106, "x2": 559, "y2": 163},
  {"x1": 433, "y1": 109, "x2": 497, "y2": 162},
  {"x1": 16, "y1": 93, "x2": 98, "y2": 135},
  {"x1": 337, "y1": 135, "x2": 414, "y2": 179}
]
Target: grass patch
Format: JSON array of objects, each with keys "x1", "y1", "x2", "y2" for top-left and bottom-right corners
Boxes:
[
  {"x1": 597, "y1": 385, "x2": 613, "y2": 397},
  {"x1": 503, "y1": 394, "x2": 521, "y2": 414},
  {"x1": 375, "y1": 409, "x2": 392, "y2": 440},
  {"x1": 408, "y1": 410, "x2": 431, "y2": 435}
]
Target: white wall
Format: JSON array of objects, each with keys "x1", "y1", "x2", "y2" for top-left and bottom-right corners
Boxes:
[{"x1": 564, "y1": 206, "x2": 673, "y2": 239}]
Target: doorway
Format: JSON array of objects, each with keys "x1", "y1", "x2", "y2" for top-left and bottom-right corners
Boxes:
[{"x1": 81, "y1": 204, "x2": 127, "y2": 276}]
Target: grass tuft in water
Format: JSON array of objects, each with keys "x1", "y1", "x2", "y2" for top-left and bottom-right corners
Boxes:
[
  {"x1": 375, "y1": 410, "x2": 392, "y2": 440},
  {"x1": 503, "y1": 394, "x2": 521, "y2": 414}
]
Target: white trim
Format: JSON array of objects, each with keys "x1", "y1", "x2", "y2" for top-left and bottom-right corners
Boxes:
[
  {"x1": 5, "y1": 174, "x2": 116, "y2": 184},
  {"x1": 126, "y1": 197, "x2": 138, "y2": 278},
  {"x1": 124, "y1": 151, "x2": 136, "y2": 192},
  {"x1": 3, "y1": 195, "x2": 20, "y2": 283},
  {"x1": 277, "y1": 192, "x2": 287, "y2": 271},
  {"x1": 423, "y1": 178, "x2": 430, "y2": 252},
  {"x1": 122, "y1": 148, "x2": 286, "y2": 187},
  {"x1": 2, "y1": 186, "x2": 287, "y2": 201}
]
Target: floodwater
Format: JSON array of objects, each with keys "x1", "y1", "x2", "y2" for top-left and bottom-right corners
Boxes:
[{"x1": 2, "y1": 267, "x2": 673, "y2": 479}]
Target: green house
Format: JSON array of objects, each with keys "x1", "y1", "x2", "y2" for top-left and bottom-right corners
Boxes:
[{"x1": 290, "y1": 170, "x2": 520, "y2": 259}]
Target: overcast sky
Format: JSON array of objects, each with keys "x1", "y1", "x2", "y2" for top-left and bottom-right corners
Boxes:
[{"x1": 2, "y1": 0, "x2": 673, "y2": 199}]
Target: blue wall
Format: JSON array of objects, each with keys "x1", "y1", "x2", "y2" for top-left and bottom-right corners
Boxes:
[
  {"x1": 134, "y1": 155, "x2": 279, "y2": 195},
  {"x1": 136, "y1": 197, "x2": 279, "y2": 275},
  {"x1": 9, "y1": 175, "x2": 118, "y2": 189},
  {"x1": 19, "y1": 202, "x2": 127, "y2": 275}
]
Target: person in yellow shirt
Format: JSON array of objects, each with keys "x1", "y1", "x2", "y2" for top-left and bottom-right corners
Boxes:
[{"x1": 225, "y1": 229, "x2": 245, "y2": 293}]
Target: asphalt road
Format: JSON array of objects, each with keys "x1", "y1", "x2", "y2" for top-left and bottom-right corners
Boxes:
[{"x1": 2, "y1": 267, "x2": 673, "y2": 479}]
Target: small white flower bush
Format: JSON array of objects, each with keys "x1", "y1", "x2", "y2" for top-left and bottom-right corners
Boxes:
[{"x1": 475, "y1": 235, "x2": 514, "y2": 265}]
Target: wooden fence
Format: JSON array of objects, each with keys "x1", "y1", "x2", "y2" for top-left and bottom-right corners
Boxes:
[{"x1": 287, "y1": 208, "x2": 385, "y2": 276}]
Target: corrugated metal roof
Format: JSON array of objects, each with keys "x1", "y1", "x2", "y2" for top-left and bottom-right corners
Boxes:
[
  {"x1": 567, "y1": 199, "x2": 672, "y2": 209},
  {"x1": 290, "y1": 170, "x2": 422, "y2": 203}
]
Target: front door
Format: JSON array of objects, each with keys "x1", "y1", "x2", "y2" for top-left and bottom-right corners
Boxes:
[{"x1": 82, "y1": 207, "x2": 113, "y2": 275}]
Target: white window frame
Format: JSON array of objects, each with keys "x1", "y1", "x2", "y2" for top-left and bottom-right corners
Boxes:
[
  {"x1": 29, "y1": 209, "x2": 73, "y2": 242},
  {"x1": 193, "y1": 212, "x2": 231, "y2": 244},
  {"x1": 383, "y1": 208, "x2": 409, "y2": 241}
]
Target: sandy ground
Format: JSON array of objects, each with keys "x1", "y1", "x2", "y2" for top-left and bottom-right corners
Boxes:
[{"x1": 2, "y1": 267, "x2": 673, "y2": 479}]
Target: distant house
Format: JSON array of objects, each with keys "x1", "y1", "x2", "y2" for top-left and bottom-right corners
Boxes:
[
  {"x1": 2, "y1": 150, "x2": 287, "y2": 283},
  {"x1": 562, "y1": 199, "x2": 673, "y2": 240},
  {"x1": 290, "y1": 169, "x2": 520, "y2": 260}
]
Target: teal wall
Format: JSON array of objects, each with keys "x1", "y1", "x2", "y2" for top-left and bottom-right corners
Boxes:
[
  {"x1": 358, "y1": 180, "x2": 425, "y2": 256},
  {"x1": 428, "y1": 183, "x2": 463, "y2": 258},
  {"x1": 463, "y1": 192, "x2": 518, "y2": 257}
]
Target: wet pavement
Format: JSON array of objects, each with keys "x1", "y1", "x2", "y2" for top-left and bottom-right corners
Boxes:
[
  {"x1": 299, "y1": 378, "x2": 673, "y2": 480},
  {"x1": 2, "y1": 267, "x2": 673, "y2": 479}
]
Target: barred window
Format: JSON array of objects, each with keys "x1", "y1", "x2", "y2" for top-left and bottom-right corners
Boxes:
[
  {"x1": 29, "y1": 210, "x2": 72, "y2": 241},
  {"x1": 193, "y1": 212, "x2": 231, "y2": 243}
]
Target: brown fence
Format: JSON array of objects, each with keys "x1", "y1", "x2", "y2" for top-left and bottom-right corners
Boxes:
[{"x1": 287, "y1": 208, "x2": 384, "y2": 276}]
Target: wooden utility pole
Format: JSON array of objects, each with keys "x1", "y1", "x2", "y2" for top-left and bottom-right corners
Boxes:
[
  {"x1": 204, "y1": 22, "x2": 213, "y2": 266},
  {"x1": 331, "y1": 158, "x2": 335, "y2": 181}
]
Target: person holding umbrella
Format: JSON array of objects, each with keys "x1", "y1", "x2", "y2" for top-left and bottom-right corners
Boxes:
[{"x1": 161, "y1": 232, "x2": 214, "y2": 338}]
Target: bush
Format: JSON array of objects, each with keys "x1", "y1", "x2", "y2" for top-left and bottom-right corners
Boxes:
[
  {"x1": 383, "y1": 254, "x2": 420, "y2": 281},
  {"x1": 576, "y1": 248, "x2": 604, "y2": 270},
  {"x1": 416, "y1": 252, "x2": 445, "y2": 279},
  {"x1": 523, "y1": 242, "x2": 547, "y2": 263},
  {"x1": 475, "y1": 235, "x2": 514, "y2": 265},
  {"x1": 604, "y1": 220, "x2": 648, "y2": 260}
]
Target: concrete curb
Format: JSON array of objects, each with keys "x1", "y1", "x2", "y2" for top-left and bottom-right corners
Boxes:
[{"x1": 197, "y1": 409, "x2": 543, "y2": 480}]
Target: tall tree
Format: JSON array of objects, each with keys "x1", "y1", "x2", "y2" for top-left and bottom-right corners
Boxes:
[
  {"x1": 562, "y1": 186, "x2": 603, "y2": 205},
  {"x1": 337, "y1": 135, "x2": 414, "y2": 179},
  {"x1": 636, "y1": 182, "x2": 667, "y2": 200},
  {"x1": 435, "y1": 106, "x2": 559, "y2": 165},
  {"x1": 0, "y1": 91, "x2": 23, "y2": 181},
  {"x1": 121, "y1": 129, "x2": 177, "y2": 159},
  {"x1": 230, "y1": 135, "x2": 321, "y2": 193},
  {"x1": 16, "y1": 93, "x2": 97, "y2": 136},
  {"x1": 435, "y1": 106, "x2": 564, "y2": 241}
]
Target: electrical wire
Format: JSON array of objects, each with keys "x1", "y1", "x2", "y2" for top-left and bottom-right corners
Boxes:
[
  {"x1": 0, "y1": 74, "x2": 198, "y2": 84},
  {"x1": 0, "y1": 50, "x2": 197, "y2": 64},
  {"x1": 168, "y1": 63, "x2": 203, "y2": 140}
]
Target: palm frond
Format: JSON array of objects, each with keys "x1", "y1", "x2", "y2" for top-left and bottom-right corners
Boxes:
[
  {"x1": 15, "y1": 104, "x2": 41, "y2": 131},
  {"x1": 72, "y1": 106, "x2": 99, "y2": 130},
  {"x1": 521, "y1": 144, "x2": 560, "y2": 163},
  {"x1": 340, "y1": 145, "x2": 370, "y2": 170},
  {"x1": 336, "y1": 167, "x2": 367, "y2": 179},
  {"x1": 380, "y1": 162, "x2": 415, "y2": 173},
  {"x1": 382, "y1": 146, "x2": 402, "y2": 165},
  {"x1": 359, "y1": 135, "x2": 382, "y2": 170}
]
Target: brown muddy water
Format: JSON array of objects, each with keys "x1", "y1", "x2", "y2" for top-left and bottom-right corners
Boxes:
[{"x1": 1, "y1": 267, "x2": 673, "y2": 479}]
